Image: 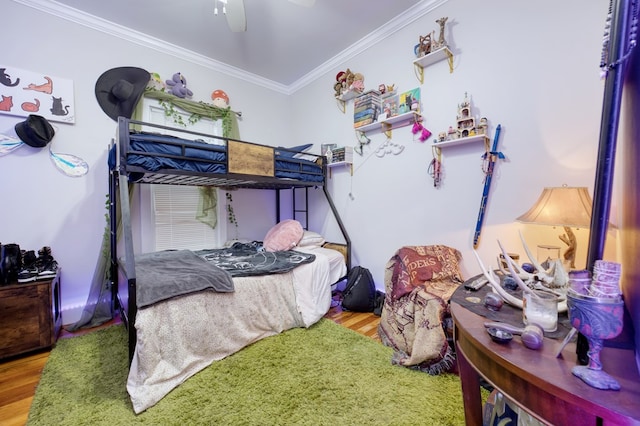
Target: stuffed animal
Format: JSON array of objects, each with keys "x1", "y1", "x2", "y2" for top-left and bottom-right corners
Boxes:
[
  {"x1": 165, "y1": 72, "x2": 193, "y2": 98},
  {"x1": 349, "y1": 73, "x2": 365, "y2": 93},
  {"x1": 146, "y1": 72, "x2": 165, "y2": 91},
  {"x1": 211, "y1": 89, "x2": 229, "y2": 108}
]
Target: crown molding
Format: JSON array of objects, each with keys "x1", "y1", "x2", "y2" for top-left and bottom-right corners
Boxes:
[
  {"x1": 287, "y1": 0, "x2": 449, "y2": 94},
  {"x1": 13, "y1": 0, "x2": 448, "y2": 95}
]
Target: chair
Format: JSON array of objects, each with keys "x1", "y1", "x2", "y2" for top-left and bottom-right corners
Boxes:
[{"x1": 377, "y1": 245, "x2": 464, "y2": 374}]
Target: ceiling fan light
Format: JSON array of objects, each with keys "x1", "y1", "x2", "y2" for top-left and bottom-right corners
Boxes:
[{"x1": 225, "y1": 0, "x2": 246, "y2": 32}]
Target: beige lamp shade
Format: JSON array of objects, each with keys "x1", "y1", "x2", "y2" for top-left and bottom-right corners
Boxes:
[{"x1": 516, "y1": 186, "x2": 593, "y2": 228}]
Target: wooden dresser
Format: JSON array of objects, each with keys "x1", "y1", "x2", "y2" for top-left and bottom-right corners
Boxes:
[{"x1": 0, "y1": 271, "x2": 61, "y2": 359}]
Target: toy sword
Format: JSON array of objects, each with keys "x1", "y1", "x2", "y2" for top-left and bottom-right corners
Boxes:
[{"x1": 473, "y1": 124, "x2": 504, "y2": 248}]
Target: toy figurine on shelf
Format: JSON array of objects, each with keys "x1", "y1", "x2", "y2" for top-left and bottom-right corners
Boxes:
[
  {"x1": 433, "y1": 17, "x2": 448, "y2": 50},
  {"x1": 414, "y1": 16, "x2": 449, "y2": 57},
  {"x1": 437, "y1": 92, "x2": 488, "y2": 142}
]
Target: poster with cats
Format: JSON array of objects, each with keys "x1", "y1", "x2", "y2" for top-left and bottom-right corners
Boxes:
[{"x1": 0, "y1": 66, "x2": 75, "y2": 124}]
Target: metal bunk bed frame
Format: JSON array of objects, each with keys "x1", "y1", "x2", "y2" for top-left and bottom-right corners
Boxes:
[{"x1": 109, "y1": 117, "x2": 351, "y2": 361}]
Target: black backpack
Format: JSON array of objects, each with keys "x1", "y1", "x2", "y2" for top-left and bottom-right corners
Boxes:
[{"x1": 342, "y1": 266, "x2": 378, "y2": 312}]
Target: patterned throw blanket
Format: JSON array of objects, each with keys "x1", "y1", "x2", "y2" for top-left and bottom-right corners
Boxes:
[
  {"x1": 195, "y1": 242, "x2": 315, "y2": 277},
  {"x1": 378, "y1": 245, "x2": 464, "y2": 374}
]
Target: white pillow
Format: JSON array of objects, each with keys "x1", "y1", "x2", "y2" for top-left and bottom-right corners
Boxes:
[{"x1": 297, "y1": 230, "x2": 325, "y2": 248}]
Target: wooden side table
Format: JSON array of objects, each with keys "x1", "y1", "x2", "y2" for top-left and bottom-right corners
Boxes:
[
  {"x1": 452, "y1": 302, "x2": 640, "y2": 425},
  {"x1": 0, "y1": 271, "x2": 61, "y2": 359}
]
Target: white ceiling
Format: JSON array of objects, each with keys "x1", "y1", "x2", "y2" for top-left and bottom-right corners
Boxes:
[{"x1": 25, "y1": 0, "x2": 437, "y2": 90}]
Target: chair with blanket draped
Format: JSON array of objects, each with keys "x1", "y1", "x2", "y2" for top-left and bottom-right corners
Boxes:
[{"x1": 378, "y1": 245, "x2": 464, "y2": 374}]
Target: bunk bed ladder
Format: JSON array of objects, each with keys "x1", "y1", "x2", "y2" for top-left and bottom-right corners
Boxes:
[
  {"x1": 293, "y1": 187, "x2": 309, "y2": 229},
  {"x1": 275, "y1": 186, "x2": 351, "y2": 271}
]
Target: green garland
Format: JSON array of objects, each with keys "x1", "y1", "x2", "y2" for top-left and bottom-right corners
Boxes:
[{"x1": 143, "y1": 88, "x2": 240, "y2": 139}]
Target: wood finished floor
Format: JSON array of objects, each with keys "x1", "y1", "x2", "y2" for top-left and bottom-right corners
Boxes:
[{"x1": 0, "y1": 305, "x2": 381, "y2": 426}]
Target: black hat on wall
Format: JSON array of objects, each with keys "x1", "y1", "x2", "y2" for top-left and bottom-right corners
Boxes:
[
  {"x1": 95, "y1": 67, "x2": 149, "y2": 121},
  {"x1": 14, "y1": 114, "x2": 55, "y2": 148}
]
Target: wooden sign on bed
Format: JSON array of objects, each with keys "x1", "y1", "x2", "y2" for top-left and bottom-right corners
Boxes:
[{"x1": 228, "y1": 140, "x2": 274, "y2": 177}]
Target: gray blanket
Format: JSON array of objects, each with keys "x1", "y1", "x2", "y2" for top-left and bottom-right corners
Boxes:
[
  {"x1": 195, "y1": 242, "x2": 315, "y2": 277},
  {"x1": 134, "y1": 250, "x2": 234, "y2": 308}
]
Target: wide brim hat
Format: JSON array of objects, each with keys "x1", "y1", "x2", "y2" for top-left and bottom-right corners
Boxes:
[
  {"x1": 15, "y1": 114, "x2": 55, "y2": 148},
  {"x1": 95, "y1": 67, "x2": 150, "y2": 121}
]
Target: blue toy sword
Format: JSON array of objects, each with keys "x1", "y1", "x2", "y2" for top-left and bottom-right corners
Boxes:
[{"x1": 473, "y1": 124, "x2": 504, "y2": 248}]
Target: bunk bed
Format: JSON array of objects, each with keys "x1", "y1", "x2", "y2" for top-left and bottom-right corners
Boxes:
[{"x1": 109, "y1": 117, "x2": 351, "y2": 413}]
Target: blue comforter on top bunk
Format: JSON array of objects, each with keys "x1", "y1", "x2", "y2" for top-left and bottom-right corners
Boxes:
[{"x1": 124, "y1": 132, "x2": 323, "y2": 183}]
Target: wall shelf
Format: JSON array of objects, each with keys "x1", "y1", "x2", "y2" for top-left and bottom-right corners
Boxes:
[
  {"x1": 432, "y1": 134, "x2": 489, "y2": 151},
  {"x1": 413, "y1": 46, "x2": 454, "y2": 84},
  {"x1": 356, "y1": 111, "x2": 420, "y2": 138},
  {"x1": 335, "y1": 90, "x2": 361, "y2": 113}
]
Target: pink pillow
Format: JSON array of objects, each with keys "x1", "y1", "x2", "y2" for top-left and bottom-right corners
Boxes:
[{"x1": 263, "y1": 220, "x2": 304, "y2": 252}]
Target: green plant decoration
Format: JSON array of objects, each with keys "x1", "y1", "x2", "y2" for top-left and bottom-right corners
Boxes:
[
  {"x1": 143, "y1": 88, "x2": 240, "y2": 138},
  {"x1": 158, "y1": 98, "x2": 201, "y2": 127},
  {"x1": 226, "y1": 191, "x2": 238, "y2": 229}
]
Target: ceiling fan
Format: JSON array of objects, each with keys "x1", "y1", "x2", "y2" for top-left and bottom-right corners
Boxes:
[{"x1": 215, "y1": 0, "x2": 316, "y2": 33}]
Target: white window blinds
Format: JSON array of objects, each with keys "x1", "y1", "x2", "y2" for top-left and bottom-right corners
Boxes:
[{"x1": 153, "y1": 185, "x2": 219, "y2": 251}]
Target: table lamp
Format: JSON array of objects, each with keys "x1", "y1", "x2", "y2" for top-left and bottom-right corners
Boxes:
[{"x1": 516, "y1": 186, "x2": 592, "y2": 269}]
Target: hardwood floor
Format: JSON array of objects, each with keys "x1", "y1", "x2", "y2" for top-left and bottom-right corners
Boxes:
[{"x1": 0, "y1": 305, "x2": 380, "y2": 426}]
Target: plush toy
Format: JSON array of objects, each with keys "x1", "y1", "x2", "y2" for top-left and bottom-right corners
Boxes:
[
  {"x1": 165, "y1": 72, "x2": 193, "y2": 98},
  {"x1": 349, "y1": 73, "x2": 365, "y2": 93},
  {"x1": 334, "y1": 71, "x2": 348, "y2": 97},
  {"x1": 146, "y1": 72, "x2": 165, "y2": 91},
  {"x1": 211, "y1": 89, "x2": 229, "y2": 108}
]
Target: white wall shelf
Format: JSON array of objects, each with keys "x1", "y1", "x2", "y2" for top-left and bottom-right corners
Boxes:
[
  {"x1": 413, "y1": 46, "x2": 454, "y2": 84},
  {"x1": 335, "y1": 89, "x2": 361, "y2": 113},
  {"x1": 356, "y1": 111, "x2": 421, "y2": 138},
  {"x1": 432, "y1": 134, "x2": 489, "y2": 149}
]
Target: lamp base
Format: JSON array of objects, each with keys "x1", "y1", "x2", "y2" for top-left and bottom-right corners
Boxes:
[{"x1": 559, "y1": 226, "x2": 577, "y2": 269}]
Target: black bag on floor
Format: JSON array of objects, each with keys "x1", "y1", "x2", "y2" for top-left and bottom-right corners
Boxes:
[{"x1": 342, "y1": 266, "x2": 376, "y2": 312}]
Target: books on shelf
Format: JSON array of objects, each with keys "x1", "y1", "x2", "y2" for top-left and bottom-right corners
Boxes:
[
  {"x1": 353, "y1": 90, "x2": 381, "y2": 128},
  {"x1": 329, "y1": 146, "x2": 353, "y2": 164}
]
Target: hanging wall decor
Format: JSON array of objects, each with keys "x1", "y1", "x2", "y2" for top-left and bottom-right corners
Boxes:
[{"x1": 0, "y1": 66, "x2": 75, "y2": 124}]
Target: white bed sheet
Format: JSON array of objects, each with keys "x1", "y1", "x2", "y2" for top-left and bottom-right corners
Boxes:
[
  {"x1": 127, "y1": 247, "x2": 345, "y2": 414},
  {"x1": 293, "y1": 245, "x2": 346, "y2": 326}
]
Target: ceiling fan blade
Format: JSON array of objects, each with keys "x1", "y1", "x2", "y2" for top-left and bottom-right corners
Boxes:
[
  {"x1": 225, "y1": 0, "x2": 247, "y2": 32},
  {"x1": 289, "y1": 0, "x2": 316, "y2": 6}
]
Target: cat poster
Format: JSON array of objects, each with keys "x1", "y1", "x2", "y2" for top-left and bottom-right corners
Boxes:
[{"x1": 0, "y1": 66, "x2": 75, "y2": 124}]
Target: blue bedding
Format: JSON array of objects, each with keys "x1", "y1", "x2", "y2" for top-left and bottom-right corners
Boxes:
[{"x1": 124, "y1": 131, "x2": 323, "y2": 183}]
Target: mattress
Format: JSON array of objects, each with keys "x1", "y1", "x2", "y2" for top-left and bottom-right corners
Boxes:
[
  {"x1": 124, "y1": 131, "x2": 324, "y2": 183},
  {"x1": 126, "y1": 246, "x2": 345, "y2": 413}
]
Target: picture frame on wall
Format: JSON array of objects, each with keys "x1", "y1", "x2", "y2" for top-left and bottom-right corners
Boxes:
[{"x1": 0, "y1": 66, "x2": 75, "y2": 124}]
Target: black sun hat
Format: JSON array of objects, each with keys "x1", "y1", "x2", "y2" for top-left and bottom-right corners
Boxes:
[
  {"x1": 15, "y1": 114, "x2": 55, "y2": 148},
  {"x1": 95, "y1": 67, "x2": 149, "y2": 121}
]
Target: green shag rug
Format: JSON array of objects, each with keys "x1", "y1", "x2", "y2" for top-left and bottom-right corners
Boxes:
[{"x1": 28, "y1": 319, "x2": 474, "y2": 425}]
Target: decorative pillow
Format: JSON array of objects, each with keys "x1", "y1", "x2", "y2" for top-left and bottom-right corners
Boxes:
[
  {"x1": 297, "y1": 230, "x2": 325, "y2": 248},
  {"x1": 263, "y1": 219, "x2": 304, "y2": 252},
  {"x1": 277, "y1": 143, "x2": 313, "y2": 158}
]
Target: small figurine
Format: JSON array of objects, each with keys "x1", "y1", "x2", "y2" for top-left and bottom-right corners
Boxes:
[
  {"x1": 417, "y1": 33, "x2": 433, "y2": 57},
  {"x1": 434, "y1": 17, "x2": 448, "y2": 50}
]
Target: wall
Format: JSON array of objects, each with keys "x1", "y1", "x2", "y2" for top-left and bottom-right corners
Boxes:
[
  {"x1": 291, "y1": 0, "x2": 615, "y2": 287},
  {"x1": 1, "y1": 0, "x2": 616, "y2": 324},
  {"x1": 1, "y1": 1, "x2": 293, "y2": 323}
]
